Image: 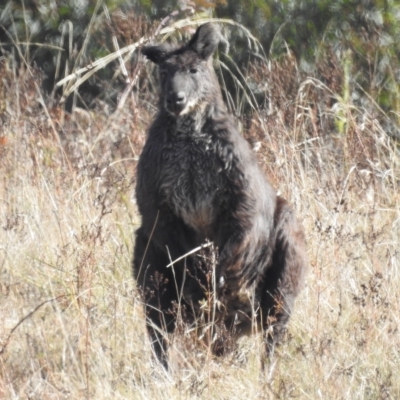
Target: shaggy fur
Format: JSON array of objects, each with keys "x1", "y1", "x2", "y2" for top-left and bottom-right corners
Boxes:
[{"x1": 133, "y1": 23, "x2": 307, "y2": 369}]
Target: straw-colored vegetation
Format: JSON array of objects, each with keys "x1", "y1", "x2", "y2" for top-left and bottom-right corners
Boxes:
[{"x1": 1, "y1": 13, "x2": 399, "y2": 400}]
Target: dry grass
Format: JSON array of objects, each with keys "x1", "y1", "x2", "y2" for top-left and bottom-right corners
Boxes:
[{"x1": 1, "y1": 26, "x2": 400, "y2": 400}]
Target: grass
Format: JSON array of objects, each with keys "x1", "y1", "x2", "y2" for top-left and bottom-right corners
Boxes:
[{"x1": 1, "y1": 18, "x2": 400, "y2": 400}]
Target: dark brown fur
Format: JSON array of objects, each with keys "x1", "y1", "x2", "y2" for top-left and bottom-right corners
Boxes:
[{"x1": 133, "y1": 23, "x2": 307, "y2": 369}]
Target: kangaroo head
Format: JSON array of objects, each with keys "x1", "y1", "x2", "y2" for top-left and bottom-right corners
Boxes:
[{"x1": 142, "y1": 24, "x2": 222, "y2": 116}]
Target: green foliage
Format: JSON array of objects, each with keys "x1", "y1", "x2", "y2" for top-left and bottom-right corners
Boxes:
[
  {"x1": 213, "y1": 0, "x2": 400, "y2": 135},
  {"x1": 1, "y1": 0, "x2": 400, "y2": 137},
  {"x1": 0, "y1": 0, "x2": 146, "y2": 109}
]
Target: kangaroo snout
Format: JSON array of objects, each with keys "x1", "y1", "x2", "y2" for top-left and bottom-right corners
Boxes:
[{"x1": 166, "y1": 91, "x2": 187, "y2": 115}]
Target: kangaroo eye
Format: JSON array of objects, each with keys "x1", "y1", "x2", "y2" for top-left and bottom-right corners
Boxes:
[{"x1": 189, "y1": 68, "x2": 198, "y2": 74}]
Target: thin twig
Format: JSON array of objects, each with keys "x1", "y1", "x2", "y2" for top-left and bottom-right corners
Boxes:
[
  {"x1": 166, "y1": 241, "x2": 214, "y2": 268},
  {"x1": 137, "y1": 211, "x2": 159, "y2": 280},
  {"x1": 0, "y1": 295, "x2": 67, "y2": 355},
  {"x1": 103, "y1": 3, "x2": 129, "y2": 83}
]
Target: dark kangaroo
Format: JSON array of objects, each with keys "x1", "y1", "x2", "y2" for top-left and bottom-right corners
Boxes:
[{"x1": 133, "y1": 23, "x2": 307, "y2": 369}]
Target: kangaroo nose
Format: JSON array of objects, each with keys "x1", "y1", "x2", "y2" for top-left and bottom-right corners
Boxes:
[
  {"x1": 175, "y1": 92, "x2": 186, "y2": 104},
  {"x1": 167, "y1": 91, "x2": 186, "y2": 105}
]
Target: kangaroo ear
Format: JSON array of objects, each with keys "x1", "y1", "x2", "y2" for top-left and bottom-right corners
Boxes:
[
  {"x1": 142, "y1": 45, "x2": 169, "y2": 64},
  {"x1": 188, "y1": 23, "x2": 221, "y2": 60}
]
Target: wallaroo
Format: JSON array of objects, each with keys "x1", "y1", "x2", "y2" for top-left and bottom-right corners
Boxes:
[{"x1": 133, "y1": 23, "x2": 307, "y2": 369}]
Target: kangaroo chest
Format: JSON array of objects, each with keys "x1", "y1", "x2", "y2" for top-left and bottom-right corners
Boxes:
[{"x1": 159, "y1": 136, "x2": 225, "y2": 234}]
